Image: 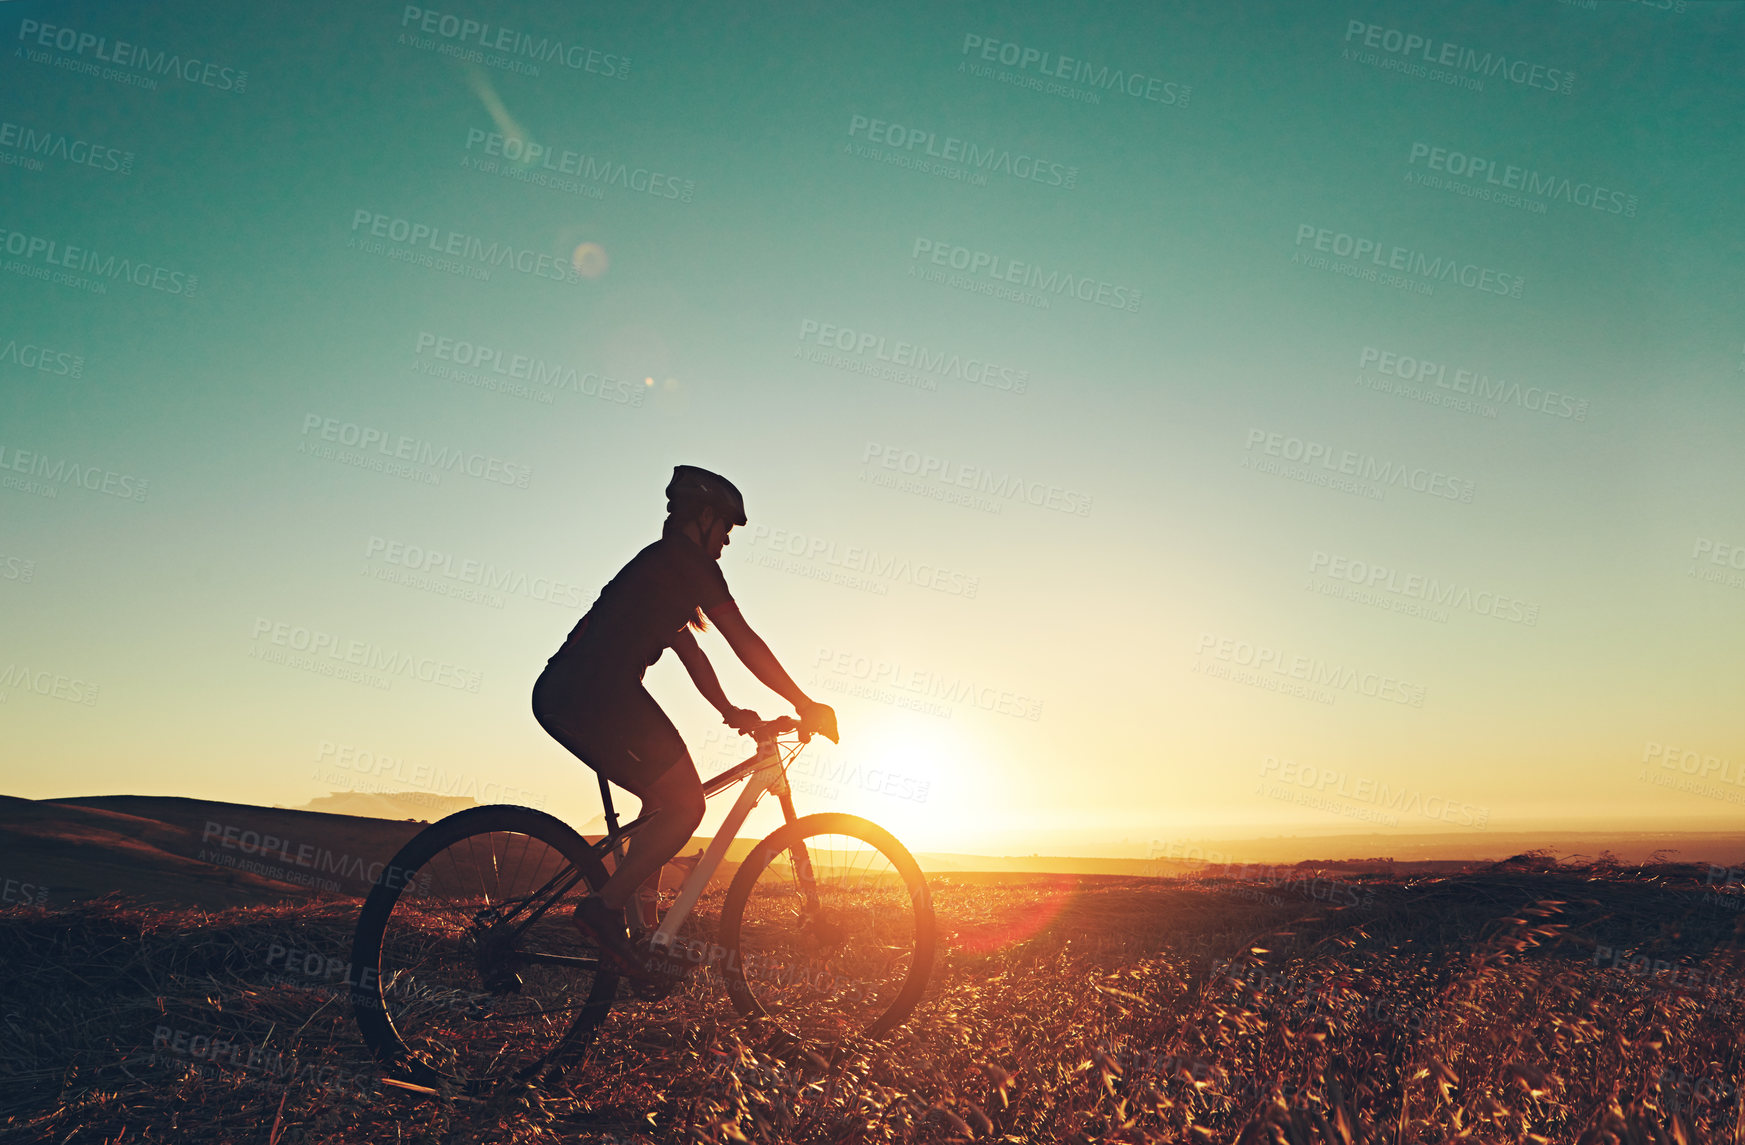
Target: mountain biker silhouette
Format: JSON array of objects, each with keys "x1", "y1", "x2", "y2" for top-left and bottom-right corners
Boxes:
[{"x1": 531, "y1": 465, "x2": 839, "y2": 976}]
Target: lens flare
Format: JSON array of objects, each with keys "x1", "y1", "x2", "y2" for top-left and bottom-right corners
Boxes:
[
  {"x1": 571, "y1": 243, "x2": 609, "y2": 278},
  {"x1": 462, "y1": 64, "x2": 527, "y2": 148},
  {"x1": 945, "y1": 873, "x2": 1077, "y2": 955}
]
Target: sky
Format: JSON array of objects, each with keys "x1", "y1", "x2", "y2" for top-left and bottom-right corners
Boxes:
[{"x1": 3, "y1": 0, "x2": 1741, "y2": 859}]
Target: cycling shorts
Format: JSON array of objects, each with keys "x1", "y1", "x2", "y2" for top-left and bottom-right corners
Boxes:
[{"x1": 531, "y1": 658, "x2": 691, "y2": 793}]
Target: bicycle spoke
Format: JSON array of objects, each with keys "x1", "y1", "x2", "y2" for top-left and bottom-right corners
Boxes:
[
  {"x1": 727, "y1": 823, "x2": 930, "y2": 1043},
  {"x1": 355, "y1": 819, "x2": 614, "y2": 1089}
]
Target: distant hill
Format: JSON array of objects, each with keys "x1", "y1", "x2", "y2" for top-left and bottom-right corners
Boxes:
[
  {"x1": 1136, "y1": 829, "x2": 1745, "y2": 868},
  {"x1": 294, "y1": 790, "x2": 479, "y2": 820},
  {"x1": 0, "y1": 795, "x2": 758, "y2": 908},
  {"x1": 909, "y1": 853, "x2": 1471, "y2": 880},
  {"x1": 912, "y1": 829, "x2": 1745, "y2": 879},
  {"x1": 3, "y1": 794, "x2": 1742, "y2": 909},
  {"x1": 0, "y1": 794, "x2": 431, "y2": 908}
]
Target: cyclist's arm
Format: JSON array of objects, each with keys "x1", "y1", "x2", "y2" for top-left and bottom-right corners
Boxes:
[
  {"x1": 668, "y1": 627, "x2": 736, "y2": 717},
  {"x1": 703, "y1": 601, "x2": 813, "y2": 711}
]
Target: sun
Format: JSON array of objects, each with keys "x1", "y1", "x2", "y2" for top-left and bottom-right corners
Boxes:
[{"x1": 837, "y1": 721, "x2": 963, "y2": 809}]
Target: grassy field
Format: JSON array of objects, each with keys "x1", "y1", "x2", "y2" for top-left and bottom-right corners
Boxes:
[{"x1": 2, "y1": 856, "x2": 1742, "y2": 1144}]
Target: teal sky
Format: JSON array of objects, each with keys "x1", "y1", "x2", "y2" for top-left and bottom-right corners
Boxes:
[{"x1": 3, "y1": 0, "x2": 1741, "y2": 857}]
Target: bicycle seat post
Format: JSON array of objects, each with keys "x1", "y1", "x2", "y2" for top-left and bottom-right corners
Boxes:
[{"x1": 597, "y1": 773, "x2": 625, "y2": 864}]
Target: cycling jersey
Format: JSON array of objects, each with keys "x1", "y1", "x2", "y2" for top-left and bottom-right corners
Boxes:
[
  {"x1": 534, "y1": 522, "x2": 733, "y2": 790},
  {"x1": 549, "y1": 523, "x2": 733, "y2": 676}
]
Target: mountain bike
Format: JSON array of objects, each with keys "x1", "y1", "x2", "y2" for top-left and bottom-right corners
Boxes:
[{"x1": 349, "y1": 716, "x2": 935, "y2": 1094}]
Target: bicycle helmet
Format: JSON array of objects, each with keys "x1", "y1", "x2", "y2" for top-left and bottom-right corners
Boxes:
[{"x1": 666, "y1": 465, "x2": 747, "y2": 526}]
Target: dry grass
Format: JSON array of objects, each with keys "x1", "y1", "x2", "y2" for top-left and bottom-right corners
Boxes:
[{"x1": 2, "y1": 860, "x2": 1742, "y2": 1144}]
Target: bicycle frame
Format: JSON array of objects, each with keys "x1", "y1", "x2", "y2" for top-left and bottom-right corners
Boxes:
[{"x1": 588, "y1": 726, "x2": 809, "y2": 950}]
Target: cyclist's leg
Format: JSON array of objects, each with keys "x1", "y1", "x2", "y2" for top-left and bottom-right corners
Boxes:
[
  {"x1": 599, "y1": 758, "x2": 704, "y2": 914},
  {"x1": 531, "y1": 672, "x2": 705, "y2": 915}
]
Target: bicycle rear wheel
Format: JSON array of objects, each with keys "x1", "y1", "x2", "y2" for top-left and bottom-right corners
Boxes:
[
  {"x1": 349, "y1": 805, "x2": 619, "y2": 1092},
  {"x1": 720, "y1": 813, "x2": 934, "y2": 1045}
]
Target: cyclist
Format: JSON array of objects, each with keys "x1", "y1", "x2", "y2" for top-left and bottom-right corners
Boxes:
[{"x1": 532, "y1": 464, "x2": 838, "y2": 975}]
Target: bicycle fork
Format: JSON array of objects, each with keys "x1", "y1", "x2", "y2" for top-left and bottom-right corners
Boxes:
[{"x1": 770, "y1": 760, "x2": 822, "y2": 911}]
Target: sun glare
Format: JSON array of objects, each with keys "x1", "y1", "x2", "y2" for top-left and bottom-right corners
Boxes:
[{"x1": 798, "y1": 719, "x2": 982, "y2": 850}]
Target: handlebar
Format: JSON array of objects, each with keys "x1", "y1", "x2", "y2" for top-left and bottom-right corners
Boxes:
[
  {"x1": 745, "y1": 715, "x2": 802, "y2": 744},
  {"x1": 735, "y1": 706, "x2": 838, "y2": 745}
]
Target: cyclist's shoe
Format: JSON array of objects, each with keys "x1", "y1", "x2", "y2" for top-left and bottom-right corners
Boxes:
[{"x1": 572, "y1": 895, "x2": 650, "y2": 979}]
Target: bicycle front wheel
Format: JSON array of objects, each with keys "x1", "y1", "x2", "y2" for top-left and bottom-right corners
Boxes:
[
  {"x1": 349, "y1": 805, "x2": 618, "y2": 1093},
  {"x1": 720, "y1": 813, "x2": 934, "y2": 1045}
]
